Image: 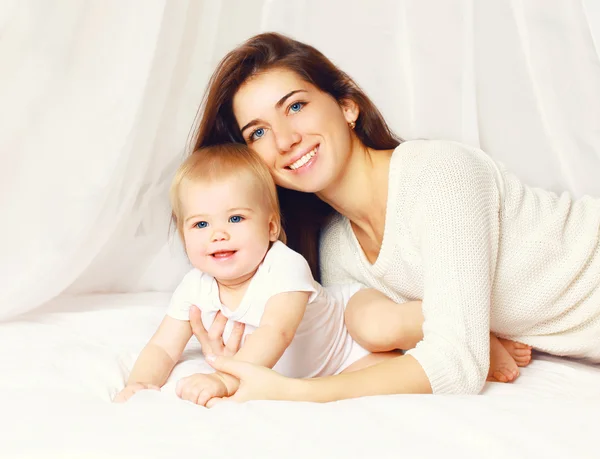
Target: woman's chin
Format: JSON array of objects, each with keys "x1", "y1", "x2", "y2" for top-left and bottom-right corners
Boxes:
[{"x1": 280, "y1": 174, "x2": 333, "y2": 195}]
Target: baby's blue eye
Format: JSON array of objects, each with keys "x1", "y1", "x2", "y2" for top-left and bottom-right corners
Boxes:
[
  {"x1": 195, "y1": 221, "x2": 208, "y2": 229},
  {"x1": 290, "y1": 102, "x2": 304, "y2": 113},
  {"x1": 251, "y1": 128, "x2": 265, "y2": 141},
  {"x1": 229, "y1": 215, "x2": 244, "y2": 223}
]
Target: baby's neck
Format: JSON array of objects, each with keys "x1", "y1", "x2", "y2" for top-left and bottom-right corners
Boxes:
[{"x1": 215, "y1": 270, "x2": 256, "y2": 311}]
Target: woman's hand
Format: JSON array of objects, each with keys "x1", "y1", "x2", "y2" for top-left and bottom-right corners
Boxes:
[
  {"x1": 204, "y1": 355, "x2": 300, "y2": 407},
  {"x1": 189, "y1": 307, "x2": 245, "y2": 357}
]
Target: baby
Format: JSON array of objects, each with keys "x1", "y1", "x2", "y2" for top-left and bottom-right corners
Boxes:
[{"x1": 114, "y1": 144, "x2": 391, "y2": 405}]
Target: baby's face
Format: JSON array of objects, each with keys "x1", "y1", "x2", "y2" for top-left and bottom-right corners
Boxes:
[{"x1": 180, "y1": 175, "x2": 278, "y2": 285}]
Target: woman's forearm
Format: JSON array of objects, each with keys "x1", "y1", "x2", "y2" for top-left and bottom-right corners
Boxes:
[
  {"x1": 127, "y1": 343, "x2": 177, "y2": 387},
  {"x1": 291, "y1": 354, "x2": 432, "y2": 402},
  {"x1": 215, "y1": 326, "x2": 291, "y2": 394}
]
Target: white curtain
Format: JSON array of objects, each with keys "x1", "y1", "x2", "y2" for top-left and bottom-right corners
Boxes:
[{"x1": 1, "y1": 0, "x2": 599, "y2": 320}]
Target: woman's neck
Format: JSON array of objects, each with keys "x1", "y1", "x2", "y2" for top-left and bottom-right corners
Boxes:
[{"x1": 317, "y1": 144, "x2": 394, "y2": 232}]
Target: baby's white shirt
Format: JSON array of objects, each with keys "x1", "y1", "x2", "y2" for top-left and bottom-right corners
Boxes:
[{"x1": 167, "y1": 241, "x2": 364, "y2": 377}]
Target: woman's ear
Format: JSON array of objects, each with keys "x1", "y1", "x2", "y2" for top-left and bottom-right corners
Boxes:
[{"x1": 340, "y1": 98, "x2": 360, "y2": 125}]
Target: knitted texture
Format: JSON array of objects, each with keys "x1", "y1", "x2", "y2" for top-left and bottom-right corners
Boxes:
[{"x1": 320, "y1": 140, "x2": 600, "y2": 394}]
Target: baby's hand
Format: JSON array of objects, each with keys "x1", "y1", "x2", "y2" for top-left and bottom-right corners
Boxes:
[
  {"x1": 176, "y1": 373, "x2": 235, "y2": 406},
  {"x1": 113, "y1": 382, "x2": 160, "y2": 403}
]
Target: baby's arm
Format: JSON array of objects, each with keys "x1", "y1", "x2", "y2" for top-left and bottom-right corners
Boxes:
[
  {"x1": 215, "y1": 291, "x2": 309, "y2": 392},
  {"x1": 114, "y1": 316, "x2": 192, "y2": 402},
  {"x1": 238, "y1": 291, "x2": 309, "y2": 366}
]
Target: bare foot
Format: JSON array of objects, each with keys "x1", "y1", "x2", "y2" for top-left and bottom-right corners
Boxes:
[
  {"x1": 488, "y1": 334, "x2": 519, "y2": 383},
  {"x1": 499, "y1": 338, "x2": 532, "y2": 367}
]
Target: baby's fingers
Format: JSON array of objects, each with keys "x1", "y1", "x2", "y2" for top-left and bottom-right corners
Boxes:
[
  {"x1": 177, "y1": 380, "x2": 204, "y2": 403},
  {"x1": 206, "y1": 396, "x2": 232, "y2": 408},
  {"x1": 113, "y1": 390, "x2": 130, "y2": 403},
  {"x1": 196, "y1": 389, "x2": 214, "y2": 407},
  {"x1": 175, "y1": 378, "x2": 188, "y2": 398}
]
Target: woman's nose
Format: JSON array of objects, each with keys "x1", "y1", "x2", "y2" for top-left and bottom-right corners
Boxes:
[{"x1": 273, "y1": 122, "x2": 301, "y2": 153}]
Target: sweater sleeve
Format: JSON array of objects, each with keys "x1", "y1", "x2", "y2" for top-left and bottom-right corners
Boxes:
[
  {"x1": 404, "y1": 147, "x2": 501, "y2": 394},
  {"x1": 319, "y1": 213, "x2": 360, "y2": 287}
]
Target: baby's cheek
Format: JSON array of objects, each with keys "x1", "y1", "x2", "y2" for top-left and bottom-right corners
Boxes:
[{"x1": 185, "y1": 242, "x2": 208, "y2": 270}]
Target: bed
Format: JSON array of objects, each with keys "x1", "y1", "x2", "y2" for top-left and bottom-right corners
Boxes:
[
  {"x1": 1, "y1": 293, "x2": 599, "y2": 458},
  {"x1": 2, "y1": 1, "x2": 600, "y2": 458}
]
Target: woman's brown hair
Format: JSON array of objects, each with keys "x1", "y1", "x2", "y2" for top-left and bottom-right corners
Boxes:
[{"x1": 191, "y1": 32, "x2": 401, "y2": 281}]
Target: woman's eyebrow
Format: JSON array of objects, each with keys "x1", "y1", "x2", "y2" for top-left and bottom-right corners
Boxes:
[
  {"x1": 240, "y1": 119, "x2": 261, "y2": 135},
  {"x1": 275, "y1": 89, "x2": 307, "y2": 109},
  {"x1": 240, "y1": 89, "x2": 308, "y2": 134}
]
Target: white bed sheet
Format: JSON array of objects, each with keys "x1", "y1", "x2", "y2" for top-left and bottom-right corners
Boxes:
[{"x1": 1, "y1": 293, "x2": 599, "y2": 459}]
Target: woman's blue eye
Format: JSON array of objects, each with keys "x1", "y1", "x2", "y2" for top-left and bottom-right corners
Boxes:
[
  {"x1": 289, "y1": 102, "x2": 304, "y2": 113},
  {"x1": 229, "y1": 215, "x2": 244, "y2": 223},
  {"x1": 250, "y1": 128, "x2": 265, "y2": 141},
  {"x1": 195, "y1": 221, "x2": 208, "y2": 229}
]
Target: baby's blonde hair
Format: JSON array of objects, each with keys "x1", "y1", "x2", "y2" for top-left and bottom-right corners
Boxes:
[{"x1": 170, "y1": 143, "x2": 286, "y2": 243}]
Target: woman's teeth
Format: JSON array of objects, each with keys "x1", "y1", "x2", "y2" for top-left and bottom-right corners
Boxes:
[{"x1": 288, "y1": 148, "x2": 317, "y2": 170}]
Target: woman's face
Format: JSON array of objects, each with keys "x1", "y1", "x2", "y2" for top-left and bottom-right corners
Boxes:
[{"x1": 232, "y1": 68, "x2": 358, "y2": 193}]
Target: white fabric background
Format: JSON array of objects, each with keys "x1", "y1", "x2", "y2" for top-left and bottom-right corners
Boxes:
[{"x1": 1, "y1": 0, "x2": 599, "y2": 320}]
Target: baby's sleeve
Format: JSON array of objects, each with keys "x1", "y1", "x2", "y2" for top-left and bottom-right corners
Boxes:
[
  {"x1": 166, "y1": 270, "x2": 204, "y2": 321},
  {"x1": 262, "y1": 242, "x2": 318, "y2": 301}
]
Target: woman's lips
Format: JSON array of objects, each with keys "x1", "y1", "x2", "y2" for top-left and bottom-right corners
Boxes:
[{"x1": 286, "y1": 145, "x2": 319, "y2": 172}]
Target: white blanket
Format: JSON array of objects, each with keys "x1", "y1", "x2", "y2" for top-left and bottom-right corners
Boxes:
[{"x1": 1, "y1": 293, "x2": 599, "y2": 458}]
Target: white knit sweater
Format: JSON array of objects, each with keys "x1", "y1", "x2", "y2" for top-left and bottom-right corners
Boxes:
[{"x1": 320, "y1": 140, "x2": 600, "y2": 395}]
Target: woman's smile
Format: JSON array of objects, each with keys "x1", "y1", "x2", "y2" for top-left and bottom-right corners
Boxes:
[{"x1": 285, "y1": 144, "x2": 319, "y2": 172}]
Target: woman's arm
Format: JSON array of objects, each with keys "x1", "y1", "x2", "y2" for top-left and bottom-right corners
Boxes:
[
  {"x1": 297, "y1": 354, "x2": 431, "y2": 401},
  {"x1": 402, "y1": 145, "x2": 501, "y2": 395},
  {"x1": 126, "y1": 315, "x2": 192, "y2": 387},
  {"x1": 205, "y1": 352, "x2": 431, "y2": 405}
]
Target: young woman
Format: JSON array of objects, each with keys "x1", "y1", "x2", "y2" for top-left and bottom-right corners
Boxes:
[{"x1": 186, "y1": 32, "x2": 600, "y2": 403}]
